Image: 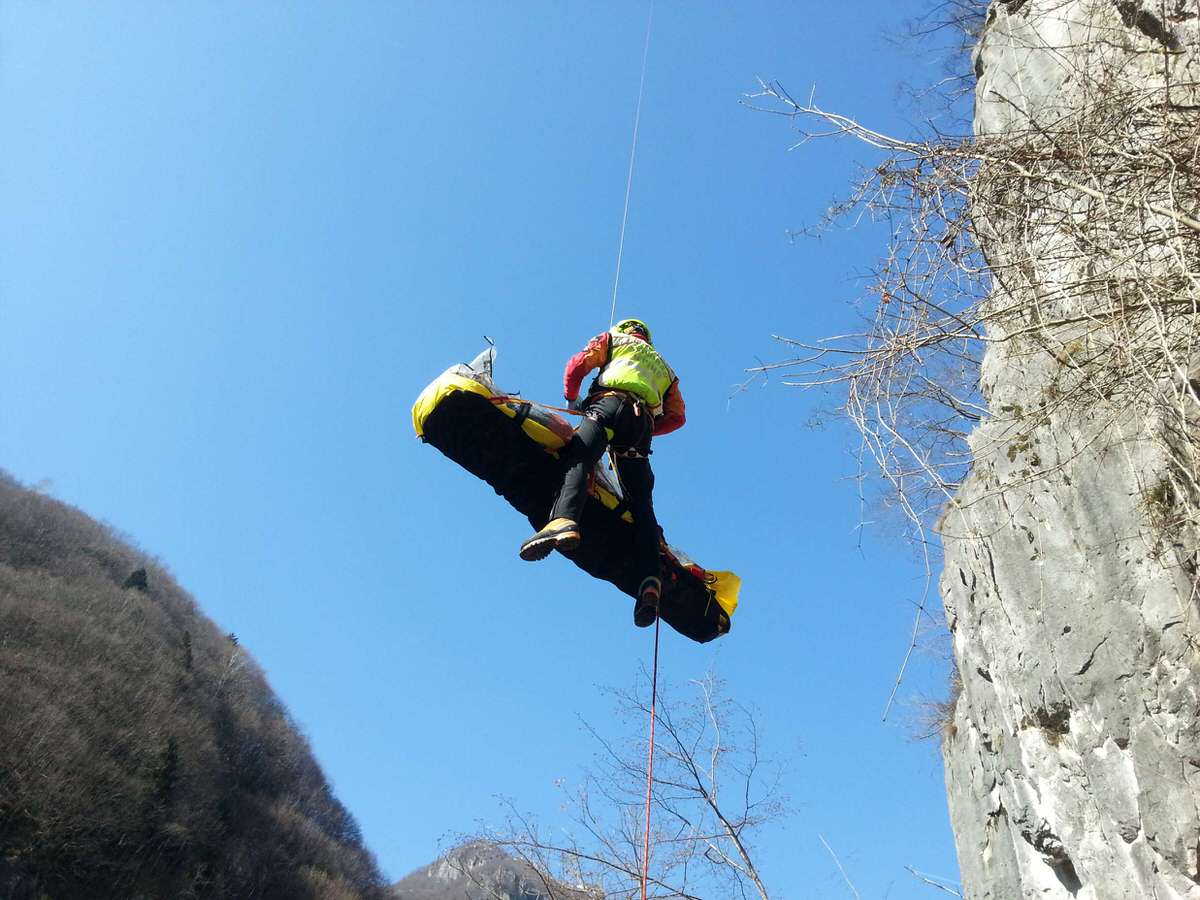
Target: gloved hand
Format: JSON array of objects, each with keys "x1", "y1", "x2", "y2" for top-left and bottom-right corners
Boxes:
[{"x1": 566, "y1": 395, "x2": 584, "y2": 413}]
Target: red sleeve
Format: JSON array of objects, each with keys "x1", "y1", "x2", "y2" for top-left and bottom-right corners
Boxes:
[
  {"x1": 563, "y1": 333, "x2": 610, "y2": 401},
  {"x1": 653, "y1": 380, "x2": 685, "y2": 436}
]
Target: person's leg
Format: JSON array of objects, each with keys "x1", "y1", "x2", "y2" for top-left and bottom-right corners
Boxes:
[
  {"x1": 548, "y1": 416, "x2": 609, "y2": 523},
  {"x1": 519, "y1": 395, "x2": 619, "y2": 561},
  {"x1": 611, "y1": 402, "x2": 661, "y2": 625},
  {"x1": 616, "y1": 453, "x2": 662, "y2": 625}
]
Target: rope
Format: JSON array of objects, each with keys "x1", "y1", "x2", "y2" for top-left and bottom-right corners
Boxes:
[
  {"x1": 606, "y1": 12, "x2": 658, "y2": 898},
  {"x1": 601, "y1": 10, "x2": 661, "y2": 896},
  {"x1": 608, "y1": 1, "x2": 654, "y2": 329},
  {"x1": 640, "y1": 614, "x2": 661, "y2": 900},
  {"x1": 489, "y1": 394, "x2": 584, "y2": 418}
]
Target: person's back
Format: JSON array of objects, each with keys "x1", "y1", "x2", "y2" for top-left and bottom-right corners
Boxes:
[{"x1": 519, "y1": 318, "x2": 685, "y2": 627}]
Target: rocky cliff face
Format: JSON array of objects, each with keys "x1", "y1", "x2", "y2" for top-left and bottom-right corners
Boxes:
[{"x1": 942, "y1": 2, "x2": 1200, "y2": 898}]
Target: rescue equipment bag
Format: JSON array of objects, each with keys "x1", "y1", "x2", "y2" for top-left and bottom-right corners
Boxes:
[{"x1": 413, "y1": 348, "x2": 738, "y2": 644}]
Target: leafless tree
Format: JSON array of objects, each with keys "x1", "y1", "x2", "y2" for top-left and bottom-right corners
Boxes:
[
  {"x1": 466, "y1": 674, "x2": 787, "y2": 900},
  {"x1": 748, "y1": 16, "x2": 1200, "y2": 526},
  {"x1": 742, "y1": 7, "x2": 1200, "y2": 703}
]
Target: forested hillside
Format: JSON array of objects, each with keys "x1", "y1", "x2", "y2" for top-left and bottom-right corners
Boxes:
[{"x1": 0, "y1": 472, "x2": 388, "y2": 899}]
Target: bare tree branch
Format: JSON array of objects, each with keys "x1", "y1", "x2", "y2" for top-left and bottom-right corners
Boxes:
[{"x1": 486, "y1": 675, "x2": 788, "y2": 900}]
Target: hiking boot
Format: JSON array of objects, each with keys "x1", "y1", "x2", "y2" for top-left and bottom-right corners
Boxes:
[
  {"x1": 519, "y1": 517, "x2": 581, "y2": 561},
  {"x1": 633, "y1": 576, "x2": 661, "y2": 627}
]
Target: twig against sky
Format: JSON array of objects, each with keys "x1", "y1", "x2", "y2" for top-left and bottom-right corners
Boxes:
[{"x1": 904, "y1": 864, "x2": 964, "y2": 897}]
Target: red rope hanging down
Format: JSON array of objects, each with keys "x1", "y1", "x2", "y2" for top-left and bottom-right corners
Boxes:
[{"x1": 640, "y1": 614, "x2": 661, "y2": 900}]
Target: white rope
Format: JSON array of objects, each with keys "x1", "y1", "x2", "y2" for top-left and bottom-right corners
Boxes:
[{"x1": 608, "y1": 1, "x2": 654, "y2": 328}]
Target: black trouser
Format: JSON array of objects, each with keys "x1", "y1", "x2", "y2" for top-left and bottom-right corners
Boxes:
[{"x1": 550, "y1": 392, "x2": 660, "y2": 587}]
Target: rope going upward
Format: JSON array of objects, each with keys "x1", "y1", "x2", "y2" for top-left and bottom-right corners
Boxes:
[{"x1": 608, "y1": 1, "x2": 654, "y2": 329}]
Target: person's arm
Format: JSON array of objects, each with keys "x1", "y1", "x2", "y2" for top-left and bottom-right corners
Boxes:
[
  {"x1": 653, "y1": 379, "x2": 685, "y2": 436},
  {"x1": 563, "y1": 333, "x2": 610, "y2": 401}
]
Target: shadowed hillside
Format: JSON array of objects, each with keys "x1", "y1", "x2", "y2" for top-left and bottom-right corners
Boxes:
[{"x1": 0, "y1": 472, "x2": 388, "y2": 899}]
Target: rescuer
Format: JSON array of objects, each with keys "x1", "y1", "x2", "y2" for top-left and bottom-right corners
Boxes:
[{"x1": 518, "y1": 318, "x2": 685, "y2": 627}]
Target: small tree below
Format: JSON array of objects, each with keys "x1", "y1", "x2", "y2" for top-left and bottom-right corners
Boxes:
[{"x1": 471, "y1": 674, "x2": 788, "y2": 900}]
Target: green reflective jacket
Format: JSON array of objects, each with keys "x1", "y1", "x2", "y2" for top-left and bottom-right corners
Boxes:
[{"x1": 596, "y1": 330, "x2": 676, "y2": 414}]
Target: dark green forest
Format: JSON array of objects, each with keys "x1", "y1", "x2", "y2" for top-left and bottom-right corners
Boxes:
[{"x1": 0, "y1": 472, "x2": 389, "y2": 899}]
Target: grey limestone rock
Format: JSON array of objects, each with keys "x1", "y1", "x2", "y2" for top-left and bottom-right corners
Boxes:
[{"x1": 943, "y1": 2, "x2": 1200, "y2": 898}]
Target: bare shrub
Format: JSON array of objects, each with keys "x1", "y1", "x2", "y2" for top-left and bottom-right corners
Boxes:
[
  {"x1": 745, "y1": 20, "x2": 1200, "y2": 541},
  {"x1": 475, "y1": 673, "x2": 788, "y2": 900},
  {"x1": 741, "y1": 6, "x2": 1200, "y2": 706},
  {"x1": 911, "y1": 664, "x2": 964, "y2": 743}
]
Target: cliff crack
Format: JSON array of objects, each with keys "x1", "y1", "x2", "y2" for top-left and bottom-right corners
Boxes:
[
  {"x1": 1074, "y1": 636, "x2": 1109, "y2": 676},
  {"x1": 982, "y1": 542, "x2": 1020, "y2": 642}
]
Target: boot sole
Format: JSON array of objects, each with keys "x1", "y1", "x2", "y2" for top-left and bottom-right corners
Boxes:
[
  {"x1": 634, "y1": 606, "x2": 658, "y2": 627},
  {"x1": 634, "y1": 597, "x2": 659, "y2": 627},
  {"x1": 519, "y1": 529, "x2": 580, "y2": 561}
]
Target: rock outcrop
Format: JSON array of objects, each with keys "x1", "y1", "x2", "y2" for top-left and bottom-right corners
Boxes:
[
  {"x1": 942, "y1": 3, "x2": 1200, "y2": 898},
  {"x1": 392, "y1": 841, "x2": 599, "y2": 900}
]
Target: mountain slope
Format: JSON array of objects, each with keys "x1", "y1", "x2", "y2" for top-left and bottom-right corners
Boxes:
[
  {"x1": 0, "y1": 471, "x2": 388, "y2": 899},
  {"x1": 393, "y1": 842, "x2": 599, "y2": 900}
]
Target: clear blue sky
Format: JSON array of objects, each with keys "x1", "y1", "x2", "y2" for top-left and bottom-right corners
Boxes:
[{"x1": 2, "y1": 2, "x2": 963, "y2": 895}]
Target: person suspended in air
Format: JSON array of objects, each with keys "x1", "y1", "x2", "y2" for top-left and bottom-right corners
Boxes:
[{"x1": 518, "y1": 318, "x2": 686, "y2": 627}]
